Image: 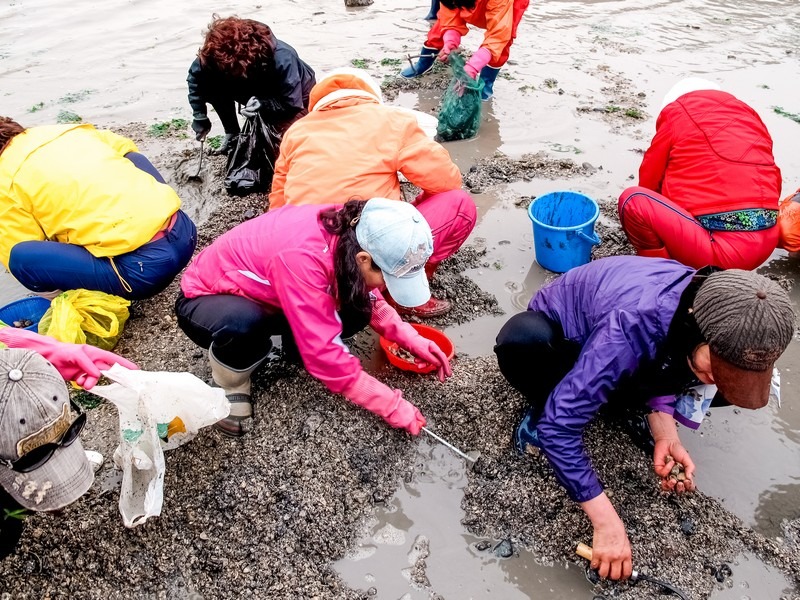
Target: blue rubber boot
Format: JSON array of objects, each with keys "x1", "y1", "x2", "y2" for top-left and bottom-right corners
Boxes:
[
  {"x1": 400, "y1": 46, "x2": 438, "y2": 79},
  {"x1": 513, "y1": 408, "x2": 542, "y2": 455},
  {"x1": 479, "y1": 65, "x2": 501, "y2": 101},
  {"x1": 424, "y1": 0, "x2": 440, "y2": 20}
]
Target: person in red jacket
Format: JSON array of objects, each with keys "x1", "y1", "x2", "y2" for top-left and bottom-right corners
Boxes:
[
  {"x1": 618, "y1": 78, "x2": 782, "y2": 270},
  {"x1": 400, "y1": 0, "x2": 530, "y2": 101}
]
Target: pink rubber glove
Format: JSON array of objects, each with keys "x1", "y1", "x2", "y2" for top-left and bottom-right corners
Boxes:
[
  {"x1": 343, "y1": 371, "x2": 426, "y2": 435},
  {"x1": 0, "y1": 327, "x2": 138, "y2": 389},
  {"x1": 401, "y1": 336, "x2": 453, "y2": 383},
  {"x1": 438, "y1": 29, "x2": 462, "y2": 62},
  {"x1": 464, "y1": 47, "x2": 492, "y2": 79}
]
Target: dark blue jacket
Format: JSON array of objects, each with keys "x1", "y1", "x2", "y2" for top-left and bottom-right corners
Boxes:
[{"x1": 187, "y1": 38, "x2": 315, "y2": 134}]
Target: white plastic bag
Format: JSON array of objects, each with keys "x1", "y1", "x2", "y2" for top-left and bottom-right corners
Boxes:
[{"x1": 90, "y1": 365, "x2": 229, "y2": 527}]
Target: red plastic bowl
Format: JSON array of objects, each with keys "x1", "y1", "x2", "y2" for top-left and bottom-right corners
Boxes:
[{"x1": 379, "y1": 323, "x2": 455, "y2": 374}]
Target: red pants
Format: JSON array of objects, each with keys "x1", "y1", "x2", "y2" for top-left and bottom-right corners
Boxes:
[
  {"x1": 415, "y1": 189, "x2": 477, "y2": 264},
  {"x1": 618, "y1": 187, "x2": 778, "y2": 270},
  {"x1": 424, "y1": 0, "x2": 530, "y2": 68}
]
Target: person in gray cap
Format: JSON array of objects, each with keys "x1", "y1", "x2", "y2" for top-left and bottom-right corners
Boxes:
[
  {"x1": 494, "y1": 256, "x2": 795, "y2": 581},
  {"x1": 1, "y1": 349, "x2": 96, "y2": 511},
  {"x1": 0, "y1": 325, "x2": 137, "y2": 511}
]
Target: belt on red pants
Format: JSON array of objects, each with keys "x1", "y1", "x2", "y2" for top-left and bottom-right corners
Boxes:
[{"x1": 148, "y1": 212, "x2": 179, "y2": 243}]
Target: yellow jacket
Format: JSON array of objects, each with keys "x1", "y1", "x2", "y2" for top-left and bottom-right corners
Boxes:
[
  {"x1": 269, "y1": 71, "x2": 461, "y2": 209},
  {"x1": 0, "y1": 124, "x2": 181, "y2": 269}
]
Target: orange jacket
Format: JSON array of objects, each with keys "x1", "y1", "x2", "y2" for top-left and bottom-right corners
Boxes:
[
  {"x1": 269, "y1": 70, "x2": 461, "y2": 209},
  {"x1": 778, "y1": 189, "x2": 800, "y2": 252},
  {"x1": 438, "y1": 0, "x2": 514, "y2": 63}
]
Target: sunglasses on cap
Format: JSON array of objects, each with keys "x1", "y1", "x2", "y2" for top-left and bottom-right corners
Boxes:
[{"x1": 2, "y1": 400, "x2": 86, "y2": 473}]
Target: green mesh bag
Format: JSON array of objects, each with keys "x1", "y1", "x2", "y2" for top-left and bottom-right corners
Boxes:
[{"x1": 436, "y1": 53, "x2": 484, "y2": 142}]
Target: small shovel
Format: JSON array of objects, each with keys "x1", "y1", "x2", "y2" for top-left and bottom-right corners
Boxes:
[
  {"x1": 188, "y1": 139, "x2": 204, "y2": 182},
  {"x1": 576, "y1": 543, "x2": 691, "y2": 600},
  {"x1": 421, "y1": 426, "x2": 480, "y2": 469}
]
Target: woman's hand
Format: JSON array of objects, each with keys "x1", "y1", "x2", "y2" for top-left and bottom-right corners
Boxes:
[
  {"x1": 653, "y1": 438, "x2": 696, "y2": 494},
  {"x1": 385, "y1": 398, "x2": 427, "y2": 435},
  {"x1": 581, "y1": 493, "x2": 633, "y2": 580},
  {"x1": 405, "y1": 339, "x2": 452, "y2": 383},
  {"x1": 647, "y1": 411, "x2": 696, "y2": 493},
  {"x1": 438, "y1": 29, "x2": 461, "y2": 62},
  {"x1": 0, "y1": 327, "x2": 138, "y2": 389}
]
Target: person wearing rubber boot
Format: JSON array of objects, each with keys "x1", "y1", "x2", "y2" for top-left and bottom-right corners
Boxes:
[
  {"x1": 269, "y1": 68, "x2": 476, "y2": 318},
  {"x1": 424, "y1": 0, "x2": 441, "y2": 20},
  {"x1": 187, "y1": 16, "x2": 315, "y2": 154},
  {"x1": 400, "y1": 0, "x2": 530, "y2": 102},
  {"x1": 176, "y1": 198, "x2": 453, "y2": 437},
  {"x1": 494, "y1": 256, "x2": 794, "y2": 580},
  {"x1": 618, "y1": 78, "x2": 781, "y2": 270}
]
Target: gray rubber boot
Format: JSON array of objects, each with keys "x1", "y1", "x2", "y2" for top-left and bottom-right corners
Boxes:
[{"x1": 209, "y1": 346, "x2": 266, "y2": 437}]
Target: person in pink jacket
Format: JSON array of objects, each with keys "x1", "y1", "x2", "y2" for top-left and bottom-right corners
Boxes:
[{"x1": 176, "y1": 198, "x2": 452, "y2": 436}]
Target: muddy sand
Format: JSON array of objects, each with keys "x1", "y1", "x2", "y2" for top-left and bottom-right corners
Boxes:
[{"x1": 0, "y1": 117, "x2": 798, "y2": 600}]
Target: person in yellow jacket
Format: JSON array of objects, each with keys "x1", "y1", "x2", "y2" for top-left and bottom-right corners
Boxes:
[
  {"x1": 268, "y1": 68, "x2": 476, "y2": 318},
  {"x1": 0, "y1": 117, "x2": 197, "y2": 300},
  {"x1": 401, "y1": 0, "x2": 531, "y2": 101}
]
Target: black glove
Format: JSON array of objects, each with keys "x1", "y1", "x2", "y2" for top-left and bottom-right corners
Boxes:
[{"x1": 191, "y1": 117, "x2": 212, "y2": 141}]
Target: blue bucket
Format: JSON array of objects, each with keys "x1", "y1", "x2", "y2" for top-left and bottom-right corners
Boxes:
[
  {"x1": 528, "y1": 191, "x2": 601, "y2": 273},
  {"x1": 0, "y1": 297, "x2": 52, "y2": 332}
]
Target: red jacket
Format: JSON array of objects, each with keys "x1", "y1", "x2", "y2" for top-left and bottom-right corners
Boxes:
[{"x1": 639, "y1": 90, "x2": 781, "y2": 216}]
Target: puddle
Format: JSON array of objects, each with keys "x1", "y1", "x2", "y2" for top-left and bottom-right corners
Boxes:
[
  {"x1": 708, "y1": 551, "x2": 796, "y2": 600},
  {"x1": 1, "y1": 0, "x2": 799, "y2": 595},
  {"x1": 335, "y1": 436, "x2": 594, "y2": 598}
]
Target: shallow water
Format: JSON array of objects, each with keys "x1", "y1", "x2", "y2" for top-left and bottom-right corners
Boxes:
[
  {"x1": 2, "y1": 0, "x2": 799, "y2": 596},
  {"x1": 336, "y1": 438, "x2": 594, "y2": 599}
]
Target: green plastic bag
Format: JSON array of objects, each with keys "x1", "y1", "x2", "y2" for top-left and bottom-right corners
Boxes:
[{"x1": 436, "y1": 53, "x2": 484, "y2": 142}]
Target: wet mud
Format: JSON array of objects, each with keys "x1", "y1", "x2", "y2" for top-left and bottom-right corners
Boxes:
[{"x1": 1, "y1": 0, "x2": 800, "y2": 598}]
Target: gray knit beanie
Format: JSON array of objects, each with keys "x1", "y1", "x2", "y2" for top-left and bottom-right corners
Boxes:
[{"x1": 693, "y1": 270, "x2": 795, "y2": 370}]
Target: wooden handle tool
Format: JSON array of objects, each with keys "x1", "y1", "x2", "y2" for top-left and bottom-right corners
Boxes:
[{"x1": 576, "y1": 542, "x2": 593, "y2": 561}]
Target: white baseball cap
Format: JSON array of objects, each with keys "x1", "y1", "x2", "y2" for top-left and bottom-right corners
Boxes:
[{"x1": 356, "y1": 199, "x2": 434, "y2": 308}]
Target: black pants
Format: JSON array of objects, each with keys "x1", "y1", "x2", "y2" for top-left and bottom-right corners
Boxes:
[
  {"x1": 494, "y1": 310, "x2": 581, "y2": 425},
  {"x1": 175, "y1": 292, "x2": 369, "y2": 370}
]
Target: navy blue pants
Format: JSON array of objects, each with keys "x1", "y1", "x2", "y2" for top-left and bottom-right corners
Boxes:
[{"x1": 8, "y1": 153, "x2": 197, "y2": 300}]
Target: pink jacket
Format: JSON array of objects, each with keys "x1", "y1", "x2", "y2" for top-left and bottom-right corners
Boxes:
[{"x1": 180, "y1": 204, "x2": 424, "y2": 420}]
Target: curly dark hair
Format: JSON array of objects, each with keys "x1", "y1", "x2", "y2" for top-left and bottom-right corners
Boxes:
[
  {"x1": 0, "y1": 117, "x2": 25, "y2": 156},
  {"x1": 198, "y1": 15, "x2": 276, "y2": 78},
  {"x1": 440, "y1": 0, "x2": 477, "y2": 9},
  {"x1": 319, "y1": 200, "x2": 379, "y2": 322}
]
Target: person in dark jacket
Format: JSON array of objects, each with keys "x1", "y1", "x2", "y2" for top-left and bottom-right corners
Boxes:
[
  {"x1": 187, "y1": 16, "x2": 316, "y2": 154},
  {"x1": 618, "y1": 78, "x2": 782, "y2": 270},
  {"x1": 494, "y1": 256, "x2": 794, "y2": 581}
]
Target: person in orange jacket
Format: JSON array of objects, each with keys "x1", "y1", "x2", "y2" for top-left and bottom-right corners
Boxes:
[
  {"x1": 778, "y1": 188, "x2": 800, "y2": 254},
  {"x1": 401, "y1": 0, "x2": 530, "y2": 101},
  {"x1": 269, "y1": 68, "x2": 477, "y2": 318}
]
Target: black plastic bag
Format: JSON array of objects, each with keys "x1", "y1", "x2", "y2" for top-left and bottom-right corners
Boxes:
[
  {"x1": 224, "y1": 112, "x2": 282, "y2": 196},
  {"x1": 436, "y1": 53, "x2": 484, "y2": 142}
]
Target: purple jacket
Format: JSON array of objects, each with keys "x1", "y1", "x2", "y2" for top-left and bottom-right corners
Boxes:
[{"x1": 528, "y1": 256, "x2": 696, "y2": 503}]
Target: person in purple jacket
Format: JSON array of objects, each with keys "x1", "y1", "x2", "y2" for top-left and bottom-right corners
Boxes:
[{"x1": 494, "y1": 256, "x2": 795, "y2": 581}]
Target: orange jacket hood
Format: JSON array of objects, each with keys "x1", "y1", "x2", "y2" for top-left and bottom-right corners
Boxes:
[{"x1": 308, "y1": 68, "x2": 383, "y2": 111}]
